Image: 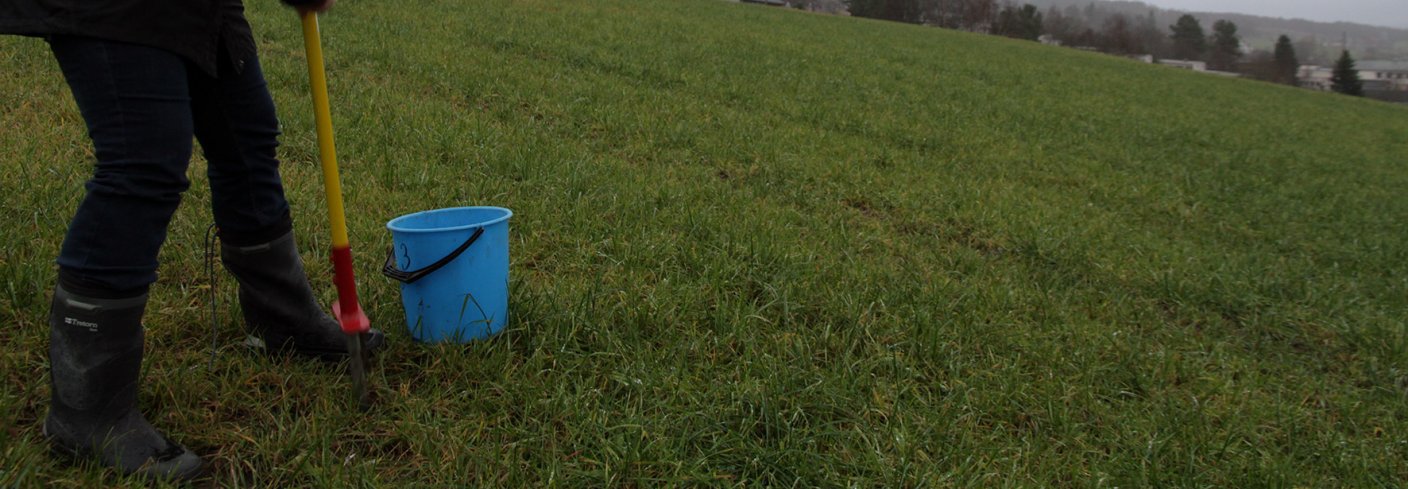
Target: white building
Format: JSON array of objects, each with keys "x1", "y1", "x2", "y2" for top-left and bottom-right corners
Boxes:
[
  {"x1": 1158, "y1": 59, "x2": 1206, "y2": 72},
  {"x1": 1298, "y1": 65, "x2": 1333, "y2": 91},
  {"x1": 1157, "y1": 59, "x2": 1238, "y2": 77},
  {"x1": 1299, "y1": 61, "x2": 1408, "y2": 92},
  {"x1": 1358, "y1": 61, "x2": 1408, "y2": 91}
]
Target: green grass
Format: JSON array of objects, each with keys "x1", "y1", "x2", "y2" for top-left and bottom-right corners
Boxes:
[{"x1": 3, "y1": 0, "x2": 1408, "y2": 486}]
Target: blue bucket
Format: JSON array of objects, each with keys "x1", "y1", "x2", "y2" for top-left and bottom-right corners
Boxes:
[{"x1": 383, "y1": 207, "x2": 512, "y2": 342}]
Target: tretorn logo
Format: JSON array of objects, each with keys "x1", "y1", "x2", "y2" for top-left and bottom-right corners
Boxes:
[{"x1": 64, "y1": 317, "x2": 98, "y2": 331}]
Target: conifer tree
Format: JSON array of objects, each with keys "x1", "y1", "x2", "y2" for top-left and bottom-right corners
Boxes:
[
  {"x1": 993, "y1": 3, "x2": 1042, "y2": 41},
  {"x1": 1331, "y1": 50, "x2": 1363, "y2": 96},
  {"x1": 845, "y1": 0, "x2": 923, "y2": 24},
  {"x1": 1272, "y1": 35, "x2": 1299, "y2": 85},
  {"x1": 1208, "y1": 20, "x2": 1241, "y2": 71},
  {"x1": 1168, "y1": 15, "x2": 1206, "y2": 61}
]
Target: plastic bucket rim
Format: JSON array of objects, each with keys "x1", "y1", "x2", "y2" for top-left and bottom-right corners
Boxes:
[{"x1": 386, "y1": 206, "x2": 513, "y2": 234}]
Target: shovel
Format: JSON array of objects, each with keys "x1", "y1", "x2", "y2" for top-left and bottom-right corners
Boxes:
[{"x1": 300, "y1": 10, "x2": 373, "y2": 411}]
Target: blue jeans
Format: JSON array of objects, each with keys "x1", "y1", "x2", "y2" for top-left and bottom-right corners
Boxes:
[{"x1": 49, "y1": 36, "x2": 293, "y2": 296}]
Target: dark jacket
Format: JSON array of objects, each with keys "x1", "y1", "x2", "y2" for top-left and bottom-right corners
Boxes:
[{"x1": 0, "y1": 0, "x2": 313, "y2": 76}]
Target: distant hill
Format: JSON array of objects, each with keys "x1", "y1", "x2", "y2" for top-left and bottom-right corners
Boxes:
[{"x1": 1020, "y1": 0, "x2": 1408, "y2": 64}]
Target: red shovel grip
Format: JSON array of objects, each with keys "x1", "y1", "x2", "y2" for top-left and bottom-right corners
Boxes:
[{"x1": 330, "y1": 245, "x2": 370, "y2": 334}]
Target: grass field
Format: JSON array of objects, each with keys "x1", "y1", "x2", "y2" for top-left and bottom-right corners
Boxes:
[{"x1": 3, "y1": 0, "x2": 1408, "y2": 486}]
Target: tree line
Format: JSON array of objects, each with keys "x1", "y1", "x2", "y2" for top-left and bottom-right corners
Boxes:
[{"x1": 839, "y1": 0, "x2": 1367, "y2": 94}]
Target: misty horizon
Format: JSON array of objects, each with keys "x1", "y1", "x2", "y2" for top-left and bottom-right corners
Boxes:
[{"x1": 1139, "y1": 0, "x2": 1408, "y2": 30}]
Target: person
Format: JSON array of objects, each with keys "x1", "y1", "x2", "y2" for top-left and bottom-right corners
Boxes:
[{"x1": 0, "y1": 0, "x2": 385, "y2": 480}]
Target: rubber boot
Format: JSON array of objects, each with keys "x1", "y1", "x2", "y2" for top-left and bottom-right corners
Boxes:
[
  {"x1": 44, "y1": 285, "x2": 204, "y2": 481},
  {"x1": 220, "y1": 230, "x2": 384, "y2": 361}
]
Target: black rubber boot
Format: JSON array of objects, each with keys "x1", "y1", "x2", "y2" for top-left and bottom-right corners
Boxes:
[
  {"x1": 220, "y1": 230, "x2": 384, "y2": 361},
  {"x1": 44, "y1": 285, "x2": 204, "y2": 481}
]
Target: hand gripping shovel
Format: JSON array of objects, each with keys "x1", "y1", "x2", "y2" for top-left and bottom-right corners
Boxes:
[{"x1": 301, "y1": 11, "x2": 373, "y2": 411}]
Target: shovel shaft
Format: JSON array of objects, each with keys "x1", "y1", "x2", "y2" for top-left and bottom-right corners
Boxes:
[
  {"x1": 301, "y1": 11, "x2": 368, "y2": 334},
  {"x1": 301, "y1": 11, "x2": 373, "y2": 410},
  {"x1": 301, "y1": 12, "x2": 350, "y2": 250}
]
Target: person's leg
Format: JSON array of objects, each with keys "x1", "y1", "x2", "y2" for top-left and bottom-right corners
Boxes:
[
  {"x1": 52, "y1": 37, "x2": 197, "y2": 295},
  {"x1": 192, "y1": 45, "x2": 383, "y2": 359},
  {"x1": 191, "y1": 45, "x2": 290, "y2": 244},
  {"x1": 44, "y1": 35, "x2": 203, "y2": 480}
]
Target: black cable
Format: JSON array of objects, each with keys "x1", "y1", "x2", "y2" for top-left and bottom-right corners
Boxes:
[{"x1": 205, "y1": 223, "x2": 220, "y2": 369}]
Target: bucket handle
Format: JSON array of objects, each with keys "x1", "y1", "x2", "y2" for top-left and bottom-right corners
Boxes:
[{"x1": 382, "y1": 227, "x2": 485, "y2": 284}]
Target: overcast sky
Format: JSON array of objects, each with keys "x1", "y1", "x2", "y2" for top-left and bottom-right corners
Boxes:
[{"x1": 1141, "y1": 0, "x2": 1408, "y2": 29}]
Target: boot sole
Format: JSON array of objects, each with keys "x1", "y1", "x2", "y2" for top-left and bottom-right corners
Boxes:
[{"x1": 43, "y1": 419, "x2": 206, "y2": 481}]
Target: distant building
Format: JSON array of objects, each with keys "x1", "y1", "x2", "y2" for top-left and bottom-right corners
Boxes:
[
  {"x1": 1154, "y1": 58, "x2": 1240, "y2": 77},
  {"x1": 1358, "y1": 60, "x2": 1408, "y2": 91},
  {"x1": 1158, "y1": 59, "x2": 1207, "y2": 72},
  {"x1": 1297, "y1": 65, "x2": 1333, "y2": 91},
  {"x1": 1299, "y1": 61, "x2": 1408, "y2": 92}
]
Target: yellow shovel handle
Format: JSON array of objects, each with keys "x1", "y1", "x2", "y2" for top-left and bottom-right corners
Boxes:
[{"x1": 301, "y1": 11, "x2": 350, "y2": 249}]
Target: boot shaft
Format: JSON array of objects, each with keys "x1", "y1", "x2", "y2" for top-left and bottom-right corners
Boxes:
[
  {"x1": 219, "y1": 230, "x2": 385, "y2": 359},
  {"x1": 220, "y1": 230, "x2": 327, "y2": 335},
  {"x1": 45, "y1": 285, "x2": 204, "y2": 480},
  {"x1": 48, "y1": 286, "x2": 146, "y2": 416}
]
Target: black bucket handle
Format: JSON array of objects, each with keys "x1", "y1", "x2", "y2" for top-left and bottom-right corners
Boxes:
[{"x1": 382, "y1": 227, "x2": 485, "y2": 284}]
